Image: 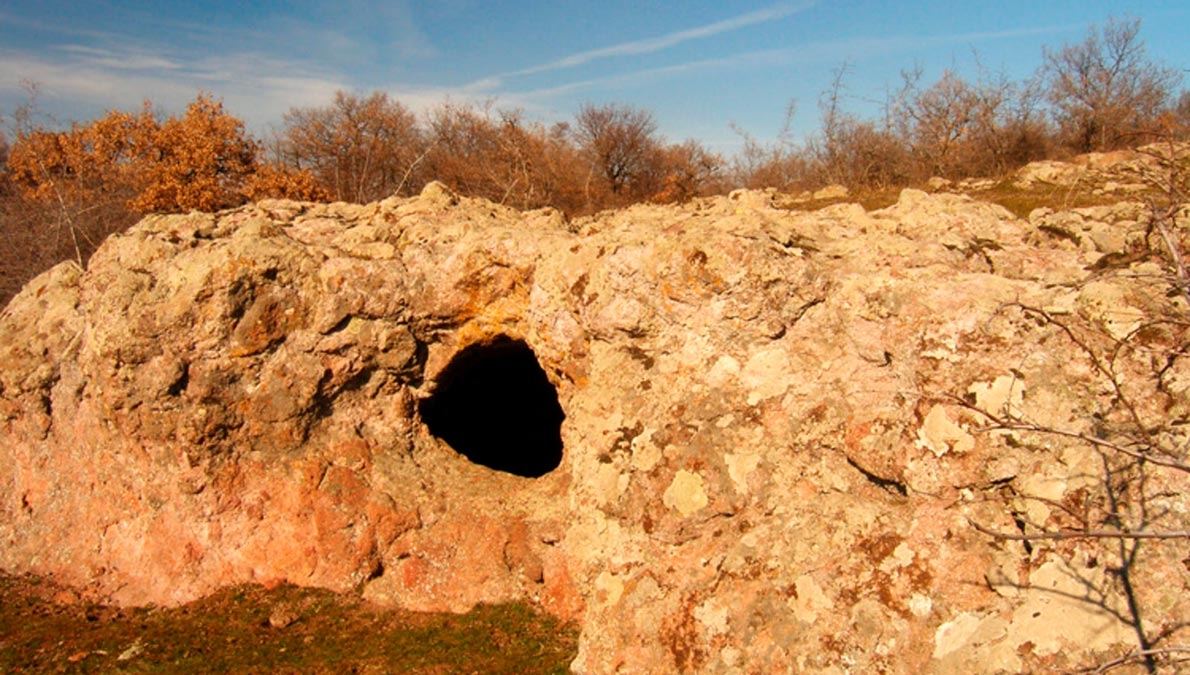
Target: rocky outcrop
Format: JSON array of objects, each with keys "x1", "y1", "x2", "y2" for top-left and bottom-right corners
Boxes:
[
  {"x1": 2, "y1": 182, "x2": 1187, "y2": 673},
  {"x1": 1014, "y1": 141, "x2": 1189, "y2": 196}
]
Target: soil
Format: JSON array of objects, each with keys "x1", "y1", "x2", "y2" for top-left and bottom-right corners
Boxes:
[{"x1": 0, "y1": 572, "x2": 579, "y2": 674}]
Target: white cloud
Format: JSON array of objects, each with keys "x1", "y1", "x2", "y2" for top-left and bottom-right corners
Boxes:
[
  {"x1": 524, "y1": 1, "x2": 814, "y2": 74},
  {"x1": 0, "y1": 0, "x2": 447, "y2": 129},
  {"x1": 508, "y1": 22, "x2": 1075, "y2": 101},
  {"x1": 0, "y1": 47, "x2": 348, "y2": 130},
  {"x1": 56, "y1": 45, "x2": 183, "y2": 72},
  {"x1": 0, "y1": 42, "x2": 507, "y2": 133},
  {"x1": 477, "y1": 1, "x2": 818, "y2": 89}
]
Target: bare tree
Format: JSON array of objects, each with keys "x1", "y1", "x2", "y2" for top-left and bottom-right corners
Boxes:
[
  {"x1": 892, "y1": 59, "x2": 1050, "y2": 179},
  {"x1": 279, "y1": 91, "x2": 425, "y2": 203},
  {"x1": 573, "y1": 102, "x2": 662, "y2": 205},
  {"x1": 423, "y1": 101, "x2": 586, "y2": 212},
  {"x1": 810, "y1": 63, "x2": 910, "y2": 189},
  {"x1": 1042, "y1": 17, "x2": 1182, "y2": 152},
  {"x1": 894, "y1": 67, "x2": 978, "y2": 177},
  {"x1": 963, "y1": 62, "x2": 1052, "y2": 174}
]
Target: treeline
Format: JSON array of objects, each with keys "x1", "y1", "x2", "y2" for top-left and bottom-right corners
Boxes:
[
  {"x1": 1, "y1": 17, "x2": 1188, "y2": 304},
  {"x1": 0, "y1": 93, "x2": 724, "y2": 302},
  {"x1": 266, "y1": 94, "x2": 725, "y2": 211},
  {"x1": 735, "y1": 17, "x2": 1188, "y2": 190}
]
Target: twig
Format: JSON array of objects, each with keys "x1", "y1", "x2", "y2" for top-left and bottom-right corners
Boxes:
[
  {"x1": 970, "y1": 519, "x2": 1190, "y2": 541},
  {"x1": 1153, "y1": 215, "x2": 1190, "y2": 308},
  {"x1": 947, "y1": 394, "x2": 1190, "y2": 473},
  {"x1": 1087, "y1": 646, "x2": 1190, "y2": 674},
  {"x1": 395, "y1": 141, "x2": 435, "y2": 198},
  {"x1": 1015, "y1": 304, "x2": 1161, "y2": 451}
]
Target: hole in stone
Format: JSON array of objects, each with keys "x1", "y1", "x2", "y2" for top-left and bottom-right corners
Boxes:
[{"x1": 418, "y1": 336, "x2": 564, "y2": 478}]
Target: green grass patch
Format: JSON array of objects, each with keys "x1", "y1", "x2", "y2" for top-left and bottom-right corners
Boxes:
[{"x1": 0, "y1": 573, "x2": 579, "y2": 674}]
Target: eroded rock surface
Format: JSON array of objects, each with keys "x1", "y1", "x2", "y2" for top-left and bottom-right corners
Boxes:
[
  {"x1": 1013, "y1": 141, "x2": 1189, "y2": 196},
  {"x1": 2, "y1": 182, "x2": 1188, "y2": 673}
]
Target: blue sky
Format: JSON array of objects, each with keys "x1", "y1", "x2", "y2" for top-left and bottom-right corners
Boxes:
[{"x1": 1, "y1": 1, "x2": 1187, "y2": 154}]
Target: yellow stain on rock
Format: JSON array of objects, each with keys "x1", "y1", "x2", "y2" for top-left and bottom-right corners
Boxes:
[
  {"x1": 916, "y1": 405, "x2": 975, "y2": 457},
  {"x1": 662, "y1": 469, "x2": 708, "y2": 516}
]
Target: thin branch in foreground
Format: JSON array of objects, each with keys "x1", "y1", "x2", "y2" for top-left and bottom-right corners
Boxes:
[
  {"x1": 1088, "y1": 646, "x2": 1190, "y2": 674},
  {"x1": 945, "y1": 393, "x2": 1190, "y2": 474},
  {"x1": 969, "y1": 519, "x2": 1190, "y2": 542}
]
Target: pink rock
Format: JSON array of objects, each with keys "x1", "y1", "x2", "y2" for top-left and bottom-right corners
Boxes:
[{"x1": 3, "y1": 183, "x2": 1188, "y2": 672}]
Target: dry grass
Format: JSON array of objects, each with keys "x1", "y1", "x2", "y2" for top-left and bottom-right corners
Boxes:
[{"x1": 0, "y1": 573, "x2": 579, "y2": 674}]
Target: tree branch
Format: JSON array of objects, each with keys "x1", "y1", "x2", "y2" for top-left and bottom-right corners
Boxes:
[{"x1": 970, "y1": 519, "x2": 1190, "y2": 542}]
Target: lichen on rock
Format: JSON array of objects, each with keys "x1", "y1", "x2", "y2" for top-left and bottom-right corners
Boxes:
[{"x1": 2, "y1": 180, "x2": 1187, "y2": 673}]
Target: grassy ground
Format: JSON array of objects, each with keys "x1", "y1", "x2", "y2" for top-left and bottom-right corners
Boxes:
[
  {"x1": 790, "y1": 178, "x2": 1139, "y2": 217},
  {"x1": 0, "y1": 573, "x2": 579, "y2": 674}
]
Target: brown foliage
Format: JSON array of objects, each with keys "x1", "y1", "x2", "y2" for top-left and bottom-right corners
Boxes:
[
  {"x1": 422, "y1": 102, "x2": 587, "y2": 213},
  {"x1": 3, "y1": 104, "x2": 147, "y2": 289},
  {"x1": 1, "y1": 94, "x2": 269, "y2": 306},
  {"x1": 573, "y1": 102, "x2": 664, "y2": 206},
  {"x1": 130, "y1": 95, "x2": 258, "y2": 213},
  {"x1": 6, "y1": 108, "x2": 149, "y2": 209},
  {"x1": 277, "y1": 91, "x2": 425, "y2": 203},
  {"x1": 649, "y1": 140, "x2": 726, "y2": 204},
  {"x1": 1042, "y1": 16, "x2": 1182, "y2": 152},
  {"x1": 7, "y1": 94, "x2": 260, "y2": 215},
  {"x1": 242, "y1": 163, "x2": 331, "y2": 202}
]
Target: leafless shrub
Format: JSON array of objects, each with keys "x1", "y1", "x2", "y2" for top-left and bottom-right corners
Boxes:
[
  {"x1": 728, "y1": 101, "x2": 814, "y2": 191},
  {"x1": 277, "y1": 90, "x2": 426, "y2": 203},
  {"x1": 572, "y1": 102, "x2": 666, "y2": 208},
  {"x1": 423, "y1": 101, "x2": 588, "y2": 213},
  {"x1": 891, "y1": 61, "x2": 1051, "y2": 180},
  {"x1": 1042, "y1": 16, "x2": 1182, "y2": 153}
]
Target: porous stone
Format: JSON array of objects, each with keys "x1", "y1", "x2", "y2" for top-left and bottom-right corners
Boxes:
[{"x1": 2, "y1": 180, "x2": 1187, "y2": 673}]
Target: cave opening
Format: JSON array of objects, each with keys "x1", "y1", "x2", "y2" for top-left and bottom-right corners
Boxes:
[{"x1": 418, "y1": 336, "x2": 565, "y2": 478}]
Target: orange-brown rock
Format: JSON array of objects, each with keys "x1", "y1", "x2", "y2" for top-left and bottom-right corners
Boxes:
[{"x1": 2, "y1": 181, "x2": 1187, "y2": 673}]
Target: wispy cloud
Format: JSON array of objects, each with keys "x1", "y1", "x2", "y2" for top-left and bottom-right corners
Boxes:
[
  {"x1": 509, "y1": 22, "x2": 1076, "y2": 101},
  {"x1": 0, "y1": 9, "x2": 115, "y2": 44},
  {"x1": 0, "y1": 38, "x2": 487, "y2": 134},
  {"x1": 0, "y1": 46, "x2": 348, "y2": 130},
  {"x1": 57, "y1": 45, "x2": 183, "y2": 72},
  {"x1": 522, "y1": 1, "x2": 814, "y2": 76},
  {"x1": 0, "y1": 0, "x2": 443, "y2": 127},
  {"x1": 469, "y1": 1, "x2": 817, "y2": 92}
]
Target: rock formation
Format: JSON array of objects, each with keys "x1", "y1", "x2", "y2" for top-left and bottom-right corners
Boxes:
[{"x1": 2, "y1": 177, "x2": 1188, "y2": 673}]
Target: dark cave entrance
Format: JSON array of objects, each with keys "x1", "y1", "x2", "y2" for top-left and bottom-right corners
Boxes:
[{"x1": 418, "y1": 336, "x2": 565, "y2": 478}]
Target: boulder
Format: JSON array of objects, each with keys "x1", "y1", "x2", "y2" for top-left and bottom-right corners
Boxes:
[{"x1": 1, "y1": 183, "x2": 1187, "y2": 673}]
